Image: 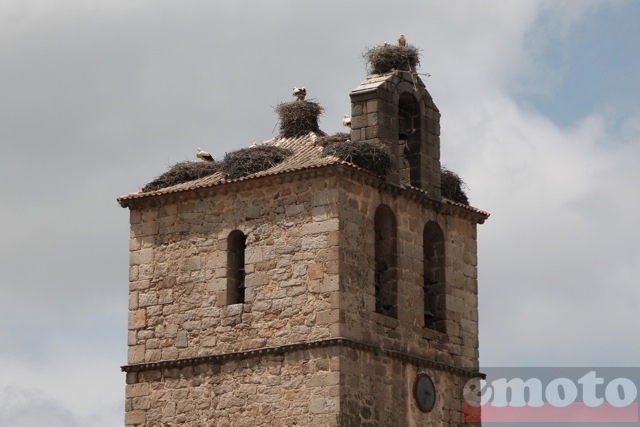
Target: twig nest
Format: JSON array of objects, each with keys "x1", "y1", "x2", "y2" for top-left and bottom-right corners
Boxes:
[
  {"x1": 315, "y1": 132, "x2": 350, "y2": 147},
  {"x1": 364, "y1": 44, "x2": 421, "y2": 74},
  {"x1": 322, "y1": 138, "x2": 392, "y2": 177},
  {"x1": 142, "y1": 161, "x2": 220, "y2": 192},
  {"x1": 441, "y1": 167, "x2": 469, "y2": 205},
  {"x1": 276, "y1": 100, "x2": 324, "y2": 138},
  {"x1": 222, "y1": 145, "x2": 293, "y2": 179}
]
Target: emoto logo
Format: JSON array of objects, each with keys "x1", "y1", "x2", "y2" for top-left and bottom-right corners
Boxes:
[{"x1": 462, "y1": 368, "x2": 640, "y2": 423}]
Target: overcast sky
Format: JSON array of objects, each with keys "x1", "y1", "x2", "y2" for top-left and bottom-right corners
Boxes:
[{"x1": 1, "y1": 1, "x2": 639, "y2": 425}]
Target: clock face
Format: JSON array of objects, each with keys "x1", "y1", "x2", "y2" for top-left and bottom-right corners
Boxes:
[{"x1": 414, "y1": 373, "x2": 436, "y2": 412}]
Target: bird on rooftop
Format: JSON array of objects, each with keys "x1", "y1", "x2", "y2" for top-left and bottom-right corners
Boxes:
[
  {"x1": 292, "y1": 87, "x2": 307, "y2": 101},
  {"x1": 342, "y1": 115, "x2": 352, "y2": 128},
  {"x1": 196, "y1": 148, "x2": 214, "y2": 162},
  {"x1": 398, "y1": 33, "x2": 406, "y2": 47}
]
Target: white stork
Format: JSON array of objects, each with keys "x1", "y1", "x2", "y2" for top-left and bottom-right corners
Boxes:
[
  {"x1": 292, "y1": 87, "x2": 307, "y2": 101},
  {"x1": 196, "y1": 147, "x2": 214, "y2": 162},
  {"x1": 342, "y1": 115, "x2": 352, "y2": 128}
]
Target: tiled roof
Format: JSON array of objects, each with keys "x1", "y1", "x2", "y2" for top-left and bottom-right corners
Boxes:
[
  {"x1": 118, "y1": 132, "x2": 341, "y2": 203},
  {"x1": 117, "y1": 132, "x2": 489, "y2": 221}
]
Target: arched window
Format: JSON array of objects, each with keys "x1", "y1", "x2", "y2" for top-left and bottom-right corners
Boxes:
[
  {"x1": 227, "y1": 230, "x2": 246, "y2": 304},
  {"x1": 374, "y1": 205, "x2": 397, "y2": 318},
  {"x1": 398, "y1": 92, "x2": 423, "y2": 188},
  {"x1": 423, "y1": 221, "x2": 446, "y2": 332}
]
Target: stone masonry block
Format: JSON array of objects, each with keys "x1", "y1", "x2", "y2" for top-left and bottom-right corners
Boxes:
[
  {"x1": 128, "y1": 345, "x2": 145, "y2": 364},
  {"x1": 307, "y1": 371, "x2": 340, "y2": 387},
  {"x1": 128, "y1": 309, "x2": 146, "y2": 329},
  {"x1": 207, "y1": 278, "x2": 226, "y2": 292},
  {"x1": 350, "y1": 115, "x2": 367, "y2": 129},
  {"x1": 158, "y1": 204, "x2": 178, "y2": 217},
  {"x1": 351, "y1": 102, "x2": 364, "y2": 116},
  {"x1": 315, "y1": 248, "x2": 339, "y2": 262},
  {"x1": 312, "y1": 190, "x2": 339, "y2": 207},
  {"x1": 129, "y1": 238, "x2": 141, "y2": 251},
  {"x1": 378, "y1": 113, "x2": 393, "y2": 129},
  {"x1": 364, "y1": 125, "x2": 379, "y2": 139},
  {"x1": 316, "y1": 310, "x2": 342, "y2": 325},
  {"x1": 138, "y1": 292, "x2": 158, "y2": 307},
  {"x1": 286, "y1": 203, "x2": 305, "y2": 217},
  {"x1": 130, "y1": 221, "x2": 159, "y2": 237},
  {"x1": 320, "y1": 275, "x2": 339, "y2": 293},
  {"x1": 377, "y1": 125, "x2": 395, "y2": 141},
  {"x1": 308, "y1": 263, "x2": 324, "y2": 280},
  {"x1": 245, "y1": 248, "x2": 263, "y2": 264},
  {"x1": 301, "y1": 218, "x2": 339, "y2": 235},
  {"x1": 130, "y1": 248, "x2": 154, "y2": 266},
  {"x1": 309, "y1": 396, "x2": 338, "y2": 414},
  {"x1": 246, "y1": 272, "x2": 270, "y2": 287},
  {"x1": 365, "y1": 99, "x2": 378, "y2": 114},
  {"x1": 128, "y1": 292, "x2": 138, "y2": 310},
  {"x1": 141, "y1": 210, "x2": 158, "y2": 221},
  {"x1": 125, "y1": 410, "x2": 146, "y2": 425},
  {"x1": 129, "y1": 266, "x2": 139, "y2": 282},
  {"x1": 130, "y1": 210, "x2": 142, "y2": 224},
  {"x1": 379, "y1": 99, "x2": 397, "y2": 117}
]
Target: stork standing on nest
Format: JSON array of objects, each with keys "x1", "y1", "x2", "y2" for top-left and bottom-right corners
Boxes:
[
  {"x1": 196, "y1": 147, "x2": 214, "y2": 162},
  {"x1": 292, "y1": 87, "x2": 307, "y2": 101},
  {"x1": 398, "y1": 33, "x2": 406, "y2": 47}
]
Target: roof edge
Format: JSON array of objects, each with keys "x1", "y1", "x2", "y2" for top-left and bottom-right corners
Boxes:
[{"x1": 118, "y1": 162, "x2": 489, "y2": 224}]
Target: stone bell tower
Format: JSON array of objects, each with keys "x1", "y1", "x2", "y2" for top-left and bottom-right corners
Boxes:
[
  {"x1": 118, "y1": 42, "x2": 488, "y2": 426},
  {"x1": 349, "y1": 70, "x2": 442, "y2": 197}
]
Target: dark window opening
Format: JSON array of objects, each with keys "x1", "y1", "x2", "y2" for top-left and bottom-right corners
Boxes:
[
  {"x1": 227, "y1": 230, "x2": 246, "y2": 304},
  {"x1": 398, "y1": 93, "x2": 423, "y2": 188},
  {"x1": 423, "y1": 221, "x2": 446, "y2": 332},
  {"x1": 374, "y1": 205, "x2": 397, "y2": 318}
]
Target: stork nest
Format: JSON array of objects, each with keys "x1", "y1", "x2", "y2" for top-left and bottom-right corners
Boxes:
[
  {"x1": 315, "y1": 132, "x2": 350, "y2": 147},
  {"x1": 322, "y1": 139, "x2": 392, "y2": 177},
  {"x1": 141, "y1": 161, "x2": 220, "y2": 192},
  {"x1": 222, "y1": 145, "x2": 293, "y2": 180},
  {"x1": 364, "y1": 44, "x2": 421, "y2": 75},
  {"x1": 441, "y1": 167, "x2": 469, "y2": 205},
  {"x1": 276, "y1": 100, "x2": 324, "y2": 138}
]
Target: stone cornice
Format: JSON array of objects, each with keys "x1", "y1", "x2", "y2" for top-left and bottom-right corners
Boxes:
[
  {"x1": 121, "y1": 337, "x2": 484, "y2": 379},
  {"x1": 334, "y1": 164, "x2": 489, "y2": 224},
  {"x1": 118, "y1": 163, "x2": 489, "y2": 224}
]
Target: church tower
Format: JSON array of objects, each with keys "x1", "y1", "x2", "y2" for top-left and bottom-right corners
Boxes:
[{"x1": 118, "y1": 42, "x2": 488, "y2": 426}]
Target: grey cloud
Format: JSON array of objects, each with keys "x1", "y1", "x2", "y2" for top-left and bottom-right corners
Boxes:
[
  {"x1": 0, "y1": 387, "x2": 80, "y2": 427},
  {"x1": 0, "y1": 0, "x2": 638, "y2": 424}
]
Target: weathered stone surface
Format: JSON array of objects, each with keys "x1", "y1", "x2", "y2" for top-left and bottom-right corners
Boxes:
[{"x1": 123, "y1": 70, "x2": 484, "y2": 426}]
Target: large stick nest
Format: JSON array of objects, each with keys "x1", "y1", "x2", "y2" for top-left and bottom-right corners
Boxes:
[
  {"x1": 315, "y1": 132, "x2": 350, "y2": 147},
  {"x1": 322, "y1": 137, "x2": 392, "y2": 177},
  {"x1": 364, "y1": 44, "x2": 421, "y2": 75},
  {"x1": 441, "y1": 167, "x2": 469, "y2": 205},
  {"x1": 276, "y1": 100, "x2": 324, "y2": 138},
  {"x1": 222, "y1": 145, "x2": 293, "y2": 180},
  {"x1": 141, "y1": 161, "x2": 220, "y2": 192}
]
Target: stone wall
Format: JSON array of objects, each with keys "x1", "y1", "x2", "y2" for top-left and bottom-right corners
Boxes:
[
  {"x1": 125, "y1": 346, "x2": 341, "y2": 427},
  {"x1": 124, "y1": 341, "x2": 478, "y2": 427},
  {"x1": 349, "y1": 71, "x2": 442, "y2": 198},
  {"x1": 339, "y1": 347, "x2": 472, "y2": 427},
  {"x1": 336, "y1": 173, "x2": 479, "y2": 371},
  {"x1": 124, "y1": 166, "x2": 482, "y2": 425},
  {"x1": 127, "y1": 176, "x2": 343, "y2": 365}
]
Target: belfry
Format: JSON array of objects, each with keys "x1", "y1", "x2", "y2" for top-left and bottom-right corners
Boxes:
[{"x1": 118, "y1": 40, "x2": 488, "y2": 426}]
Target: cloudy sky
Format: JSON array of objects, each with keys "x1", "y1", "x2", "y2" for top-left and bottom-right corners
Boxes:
[{"x1": 1, "y1": 0, "x2": 638, "y2": 425}]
